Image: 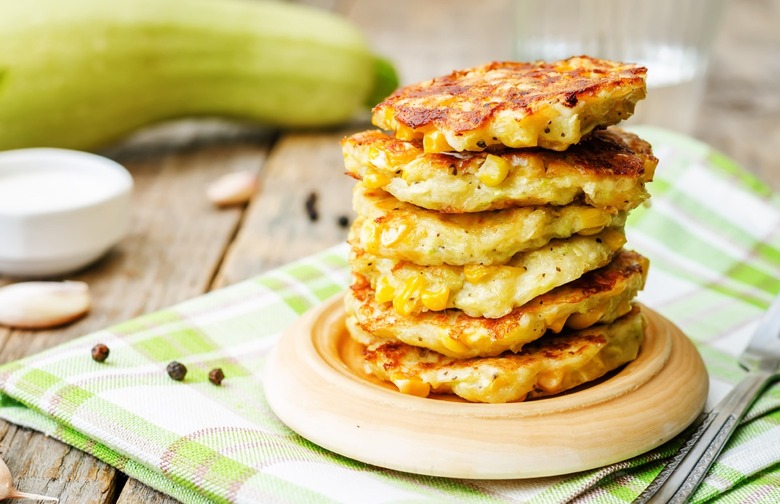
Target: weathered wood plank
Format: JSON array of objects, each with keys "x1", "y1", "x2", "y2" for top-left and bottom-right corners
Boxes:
[
  {"x1": 0, "y1": 421, "x2": 118, "y2": 504},
  {"x1": 213, "y1": 131, "x2": 355, "y2": 288},
  {"x1": 0, "y1": 139, "x2": 271, "y2": 503},
  {"x1": 0, "y1": 142, "x2": 269, "y2": 361},
  {"x1": 116, "y1": 479, "x2": 181, "y2": 504}
]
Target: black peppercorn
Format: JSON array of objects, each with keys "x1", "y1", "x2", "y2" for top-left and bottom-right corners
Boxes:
[
  {"x1": 304, "y1": 191, "x2": 319, "y2": 221},
  {"x1": 336, "y1": 215, "x2": 349, "y2": 228},
  {"x1": 208, "y1": 368, "x2": 225, "y2": 386},
  {"x1": 91, "y1": 343, "x2": 109, "y2": 363},
  {"x1": 166, "y1": 361, "x2": 187, "y2": 381}
]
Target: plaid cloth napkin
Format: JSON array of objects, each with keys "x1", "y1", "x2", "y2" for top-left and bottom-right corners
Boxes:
[{"x1": 1, "y1": 126, "x2": 779, "y2": 504}]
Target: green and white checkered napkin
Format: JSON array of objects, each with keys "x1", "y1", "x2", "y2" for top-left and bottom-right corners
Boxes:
[{"x1": 1, "y1": 126, "x2": 779, "y2": 503}]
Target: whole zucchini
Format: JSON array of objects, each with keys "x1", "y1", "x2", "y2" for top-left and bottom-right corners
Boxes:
[{"x1": 0, "y1": 0, "x2": 398, "y2": 150}]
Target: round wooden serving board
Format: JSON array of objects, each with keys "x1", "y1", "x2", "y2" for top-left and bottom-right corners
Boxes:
[{"x1": 264, "y1": 294, "x2": 709, "y2": 479}]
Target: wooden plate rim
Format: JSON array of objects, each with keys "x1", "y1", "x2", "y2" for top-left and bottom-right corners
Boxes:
[
  {"x1": 265, "y1": 293, "x2": 709, "y2": 479},
  {"x1": 315, "y1": 299, "x2": 673, "y2": 417}
]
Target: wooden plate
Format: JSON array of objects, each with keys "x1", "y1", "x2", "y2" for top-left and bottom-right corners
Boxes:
[{"x1": 264, "y1": 294, "x2": 709, "y2": 479}]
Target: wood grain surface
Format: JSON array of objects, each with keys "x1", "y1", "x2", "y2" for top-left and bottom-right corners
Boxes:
[{"x1": 0, "y1": 0, "x2": 777, "y2": 502}]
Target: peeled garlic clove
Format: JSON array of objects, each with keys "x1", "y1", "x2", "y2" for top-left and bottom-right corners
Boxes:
[
  {"x1": 206, "y1": 170, "x2": 258, "y2": 207},
  {"x1": 0, "y1": 281, "x2": 91, "y2": 329}
]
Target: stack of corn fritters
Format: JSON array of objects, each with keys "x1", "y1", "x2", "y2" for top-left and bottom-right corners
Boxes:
[{"x1": 342, "y1": 57, "x2": 658, "y2": 403}]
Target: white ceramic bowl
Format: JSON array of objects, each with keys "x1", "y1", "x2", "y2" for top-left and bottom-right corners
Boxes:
[{"x1": 0, "y1": 148, "x2": 133, "y2": 277}]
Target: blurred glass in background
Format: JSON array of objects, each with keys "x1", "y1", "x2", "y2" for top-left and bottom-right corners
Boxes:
[{"x1": 513, "y1": 0, "x2": 726, "y2": 133}]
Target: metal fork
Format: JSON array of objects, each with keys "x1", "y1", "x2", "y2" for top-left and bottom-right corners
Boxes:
[{"x1": 635, "y1": 294, "x2": 780, "y2": 503}]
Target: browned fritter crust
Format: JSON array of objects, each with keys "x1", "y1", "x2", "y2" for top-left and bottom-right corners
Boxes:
[
  {"x1": 350, "y1": 185, "x2": 627, "y2": 266},
  {"x1": 372, "y1": 57, "x2": 647, "y2": 152},
  {"x1": 345, "y1": 250, "x2": 649, "y2": 358},
  {"x1": 361, "y1": 306, "x2": 646, "y2": 403},
  {"x1": 342, "y1": 127, "x2": 657, "y2": 212},
  {"x1": 350, "y1": 228, "x2": 626, "y2": 319}
]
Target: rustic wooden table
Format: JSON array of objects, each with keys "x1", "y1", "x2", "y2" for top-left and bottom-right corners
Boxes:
[{"x1": 1, "y1": 0, "x2": 777, "y2": 502}]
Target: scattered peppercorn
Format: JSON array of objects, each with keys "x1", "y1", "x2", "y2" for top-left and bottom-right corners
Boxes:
[
  {"x1": 305, "y1": 191, "x2": 319, "y2": 221},
  {"x1": 336, "y1": 215, "x2": 349, "y2": 228},
  {"x1": 166, "y1": 361, "x2": 187, "y2": 381},
  {"x1": 208, "y1": 368, "x2": 225, "y2": 386},
  {"x1": 91, "y1": 343, "x2": 109, "y2": 363}
]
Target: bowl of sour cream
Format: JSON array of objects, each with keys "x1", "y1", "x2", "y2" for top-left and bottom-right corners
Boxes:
[{"x1": 0, "y1": 148, "x2": 133, "y2": 277}]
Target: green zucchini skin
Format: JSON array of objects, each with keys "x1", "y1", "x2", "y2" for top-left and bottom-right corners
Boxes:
[{"x1": 0, "y1": 0, "x2": 397, "y2": 150}]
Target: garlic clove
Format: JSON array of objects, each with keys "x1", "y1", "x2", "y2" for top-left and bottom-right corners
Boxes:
[
  {"x1": 206, "y1": 170, "x2": 258, "y2": 207},
  {"x1": 0, "y1": 281, "x2": 91, "y2": 329},
  {"x1": 0, "y1": 457, "x2": 59, "y2": 502}
]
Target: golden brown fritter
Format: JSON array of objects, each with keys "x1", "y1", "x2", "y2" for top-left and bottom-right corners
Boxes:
[
  {"x1": 351, "y1": 185, "x2": 626, "y2": 266},
  {"x1": 345, "y1": 250, "x2": 649, "y2": 358},
  {"x1": 350, "y1": 229, "x2": 626, "y2": 319},
  {"x1": 371, "y1": 57, "x2": 647, "y2": 153},
  {"x1": 361, "y1": 306, "x2": 645, "y2": 403},
  {"x1": 342, "y1": 127, "x2": 656, "y2": 213}
]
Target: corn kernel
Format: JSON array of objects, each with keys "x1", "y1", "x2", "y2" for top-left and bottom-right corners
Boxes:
[
  {"x1": 362, "y1": 171, "x2": 390, "y2": 189},
  {"x1": 380, "y1": 108, "x2": 395, "y2": 127},
  {"x1": 616, "y1": 300, "x2": 633, "y2": 316},
  {"x1": 423, "y1": 131, "x2": 452, "y2": 153},
  {"x1": 374, "y1": 328, "x2": 395, "y2": 339},
  {"x1": 567, "y1": 308, "x2": 603, "y2": 330},
  {"x1": 394, "y1": 297, "x2": 417, "y2": 317},
  {"x1": 380, "y1": 224, "x2": 409, "y2": 247},
  {"x1": 601, "y1": 229, "x2": 627, "y2": 250},
  {"x1": 396, "y1": 124, "x2": 416, "y2": 141},
  {"x1": 577, "y1": 208, "x2": 610, "y2": 235},
  {"x1": 368, "y1": 147, "x2": 388, "y2": 168},
  {"x1": 393, "y1": 275, "x2": 424, "y2": 316},
  {"x1": 441, "y1": 335, "x2": 469, "y2": 355},
  {"x1": 537, "y1": 371, "x2": 563, "y2": 392},
  {"x1": 578, "y1": 226, "x2": 603, "y2": 236},
  {"x1": 547, "y1": 316, "x2": 567, "y2": 333},
  {"x1": 463, "y1": 264, "x2": 492, "y2": 283},
  {"x1": 375, "y1": 276, "x2": 395, "y2": 303},
  {"x1": 476, "y1": 154, "x2": 511, "y2": 186},
  {"x1": 421, "y1": 286, "x2": 450, "y2": 311},
  {"x1": 391, "y1": 375, "x2": 431, "y2": 397},
  {"x1": 364, "y1": 225, "x2": 382, "y2": 248}
]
